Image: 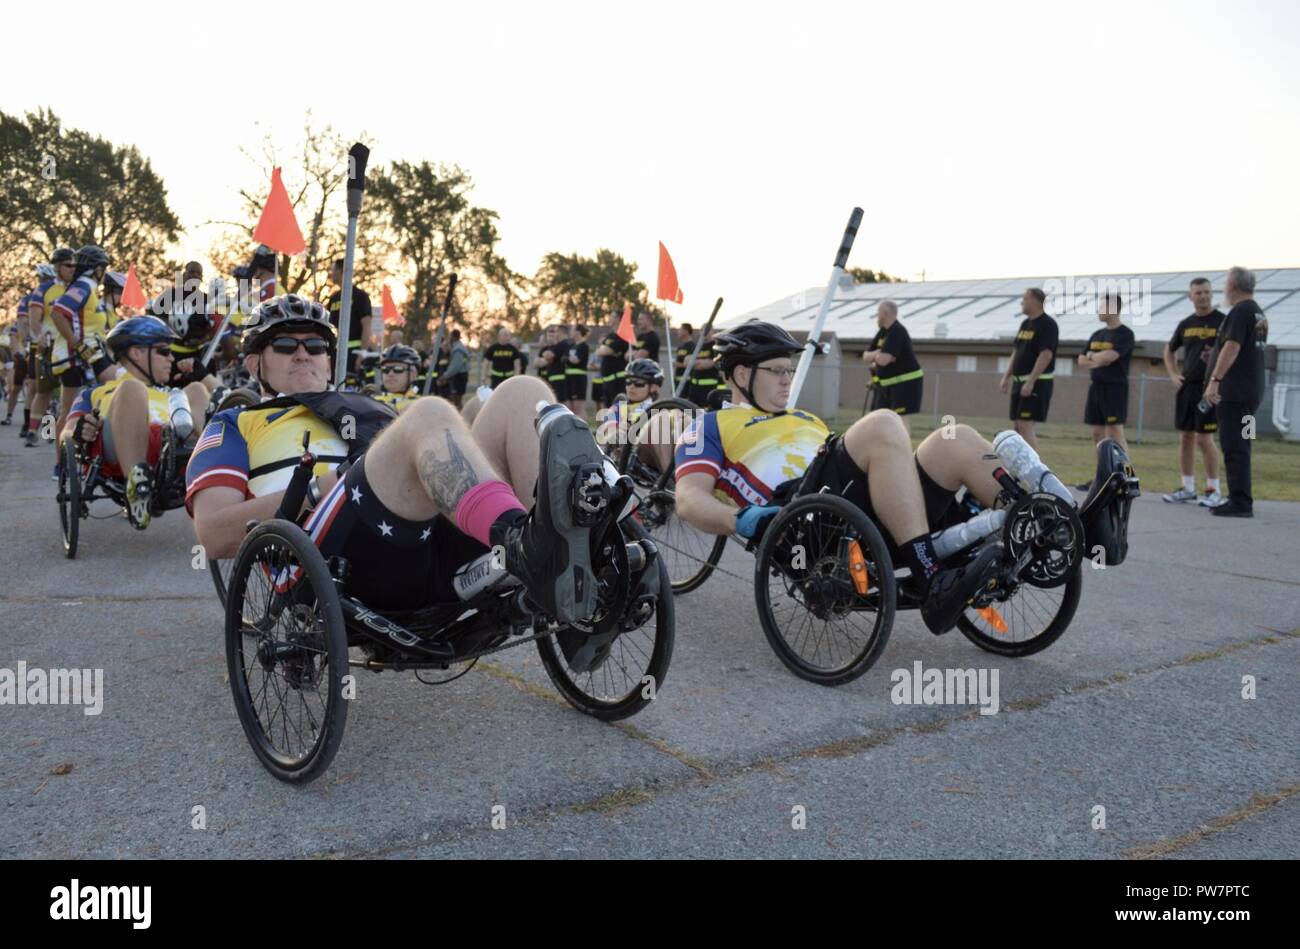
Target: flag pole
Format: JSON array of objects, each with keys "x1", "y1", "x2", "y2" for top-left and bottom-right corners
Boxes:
[
  {"x1": 676, "y1": 296, "x2": 722, "y2": 399},
  {"x1": 789, "y1": 207, "x2": 863, "y2": 410},
  {"x1": 336, "y1": 143, "x2": 370, "y2": 388},
  {"x1": 661, "y1": 300, "x2": 675, "y2": 394}
]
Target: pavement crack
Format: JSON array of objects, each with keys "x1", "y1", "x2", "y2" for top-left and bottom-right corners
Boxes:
[{"x1": 1123, "y1": 784, "x2": 1300, "y2": 859}]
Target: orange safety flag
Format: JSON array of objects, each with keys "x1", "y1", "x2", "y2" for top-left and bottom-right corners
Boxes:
[
  {"x1": 617, "y1": 303, "x2": 636, "y2": 344},
  {"x1": 252, "y1": 167, "x2": 306, "y2": 257},
  {"x1": 656, "y1": 241, "x2": 684, "y2": 304},
  {"x1": 382, "y1": 284, "x2": 402, "y2": 325},
  {"x1": 121, "y1": 264, "x2": 147, "y2": 310}
]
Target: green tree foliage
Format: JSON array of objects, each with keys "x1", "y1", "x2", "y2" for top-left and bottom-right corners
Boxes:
[
  {"x1": 0, "y1": 108, "x2": 180, "y2": 311},
  {"x1": 367, "y1": 160, "x2": 517, "y2": 344},
  {"x1": 533, "y1": 248, "x2": 662, "y2": 337},
  {"x1": 849, "y1": 266, "x2": 902, "y2": 284}
]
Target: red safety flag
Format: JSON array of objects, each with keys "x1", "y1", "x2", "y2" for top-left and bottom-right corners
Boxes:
[
  {"x1": 252, "y1": 167, "x2": 306, "y2": 257},
  {"x1": 120, "y1": 264, "x2": 147, "y2": 310},
  {"x1": 382, "y1": 284, "x2": 402, "y2": 325},
  {"x1": 617, "y1": 303, "x2": 636, "y2": 344},
  {"x1": 656, "y1": 241, "x2": 683, "y2": 304}
]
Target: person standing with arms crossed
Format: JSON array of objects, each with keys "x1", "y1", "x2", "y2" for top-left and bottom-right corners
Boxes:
[
  {"x1": 1076, "y1": 292, "x2": 1134, "y2": 491},
  {"x1": 1161, "y1": 277, "x2": 1223, "y2": 505},
  {"x1": 1202, "y1": 267, "x2": 1266, "y2": 518},
  {"x1": 564, "y1": 323, "x2": 590, "y2": 415},
  {"x1": 999, "y1": 288, "x2": 1058, "y2": 451}
]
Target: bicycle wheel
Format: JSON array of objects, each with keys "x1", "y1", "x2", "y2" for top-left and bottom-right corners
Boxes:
[
  {"x1": 226, "y1": 520, "x2": 349, "y2": 783},
  {"x1": 537, "y1": 521, "x2": 675, "y2": 721},
  {"x1": 615, "y1": 397, "x2": 724, "y2": 594},
  {"x1": 210, "y1": 558, "x2": 234, "y2": 610},
  {"x1": 755, "y1": 493, "x2": 896, "y2": 686},
  {"x1": 57, "y1": 440, "x2": 79, "y2": 559},
  {"x1": 957, "y1": 562, "x2": 1082, "y2": 657}
]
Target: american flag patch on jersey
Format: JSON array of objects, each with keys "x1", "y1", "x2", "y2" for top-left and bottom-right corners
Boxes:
[{"x1": 193, "y1": 425, "x2": 225, "y2": 455}]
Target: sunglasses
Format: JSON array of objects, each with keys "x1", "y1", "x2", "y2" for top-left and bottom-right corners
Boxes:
[
  {"x1": 626, "y1": 380, "x2": 650, "y2": 389},
  {"x1": 267, "y1": 337, "x2": 330, "y2": 356},
  {"x1": 381, "y1": 365, "x2": 411, "y2": 375}
]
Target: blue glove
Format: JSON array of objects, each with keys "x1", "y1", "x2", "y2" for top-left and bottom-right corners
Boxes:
[{"x1": 735, "y1": 504, "x2": 779, "y2": 539}]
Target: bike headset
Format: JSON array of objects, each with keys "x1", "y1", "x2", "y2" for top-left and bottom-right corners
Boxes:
[
  {"x1": 711, "y1": 320, "x2": 804, "y2": 415},
  {"x1": 105, "y1": 316, "x2": 181, "y2": 387},
  {"x1": 242, "y1": 295, "x2": 337, "y2": 396}
]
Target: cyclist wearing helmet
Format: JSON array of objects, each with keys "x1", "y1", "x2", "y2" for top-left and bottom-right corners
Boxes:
[
  {"x1": 23, "y1": 248, "x2": 76, "y2": 447},
  {"x1": 5, "y1": 263, "x2": 50, "y2": 428},
  {"x1": 186, "y1": 294, "x2": 610, "y2": 625},
  {"x1": 595, "y1": 358, "x2": 683, "y2": 473},
  {"x1": 63, "y1": 316, "x2": 187, "y2": 529},
  {"x1": 49, "y1": 246, "x2": 115, "y2": 445},
  {"x1": 373, "y1": 344, "x2": 422, "y2": 413},
  {"x1": 674, "y1": 319, "x2": 1049, "y2": 635}
]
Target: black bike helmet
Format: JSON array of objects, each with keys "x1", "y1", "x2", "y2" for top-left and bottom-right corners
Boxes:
[
  {"x1": 51, "y1": 247, "x2": 75, "y2": 266},
  {"x1": 103, "y1": 271, "x2": 127, "y2": 295},
  {"x1": 710, "y1": 320, "x2": 803, "y2": 411},
  {"x1": 73, "y1": 245, "x2": 110, "y2": 277},
  {"x1": 381, "y1": 344, "x2": 420, "y2": 368},
  {"x1": 625, "y1": 357, "x2": 664, "y2": 387},
  {"x1": 242, "y1": 294, "x2": 337, "y2": 354}
]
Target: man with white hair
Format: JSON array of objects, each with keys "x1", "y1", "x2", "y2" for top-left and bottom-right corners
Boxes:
[
  {"x1": 861, "y1": 299, "x2": 923, "y2": 423},
  {"x1": 1202, "y1": 266, "x2": 1267, "y2": 518}
]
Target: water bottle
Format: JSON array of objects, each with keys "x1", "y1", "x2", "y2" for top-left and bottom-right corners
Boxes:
[
  {"x1": 931, "y1": 508, "x2": 1007, "y2": 560},
  {"x1": 452, "y1": 548, "x2": 516, "y2": 601},
  {"x1": 992, "y1": 431, "x2": 1074, "y2": 504},
  {"x1": 167, "y1": 388, "x2": 193, "y2": 440}
]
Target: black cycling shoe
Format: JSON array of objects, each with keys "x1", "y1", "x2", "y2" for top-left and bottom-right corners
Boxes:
[
  {"x1": 919, "y1": 539, "x2": 1004, "y2": 636},
  {"x1": 496, "y1": 405, "x2": 609, "y2": 625}
]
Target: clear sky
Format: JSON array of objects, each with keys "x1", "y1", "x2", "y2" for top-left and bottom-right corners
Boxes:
[{"x1": 5, "y1": 0, "x2": 1299, "y2": 319}]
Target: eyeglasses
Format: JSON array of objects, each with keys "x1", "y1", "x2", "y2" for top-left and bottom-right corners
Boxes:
[
  {"x1": 381, "y1": 365, "x2": 410, "y2": 375},
  {"x1": 754, "y1": 366, "x2": 797, "y2": 380},
  {"x1": 267, "y1": 336, "x2": 330, "y2": 356}
]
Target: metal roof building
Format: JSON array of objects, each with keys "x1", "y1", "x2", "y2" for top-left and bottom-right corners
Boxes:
[{"x1": 725, "y1": 268, "x2": 1300, "y2": 349}]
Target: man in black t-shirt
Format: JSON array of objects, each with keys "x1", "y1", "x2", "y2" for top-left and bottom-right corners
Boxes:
[
  {"x1": 998, "y1": 288, "x2": 1058, "y2": 450},
  {"x1": 633, "y1": 310, "x2": 660, "y2": 363},
  {"x1": 1161, "y1": 277, "x2": 1224, "y2": 505},
  {"x1": 1077, "y1": 292, "x2": 1135, "y2": 487},
  {"x1": 536, "y1": 324, "x2": 570, "y2": 396},
  {"x1": 564, "y1": 324, "x2": 591, "y2": 414},
  {"x1": 324, "y1": 258, "x2": 374, "y2": 384},
  {"x1": 687, "y1": 331, "x2": 725, "y2": 407},
  {"x1": 861, "y1": 300, "x2": 924, "y2": 424},
  {"x1": 486, "y1": 326, "x2": 526, "y2": 389},
  {"x1": 672, "y1": 323, "x2": 696, "y2": 396},
  {"x1": 594, "y1": 320, "x2": 629, "y2": 408},
  {"x1": 1203, "y1": 267, "x2": 1268, "y2": 517}
]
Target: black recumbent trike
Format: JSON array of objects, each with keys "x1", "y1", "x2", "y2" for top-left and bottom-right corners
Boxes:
[
  {"x1": 219, "y1": 405, "x2": 674, "y2": 783},
  {"x1": 615, "y1": 400, "x2": 1139, "y2": 687}
]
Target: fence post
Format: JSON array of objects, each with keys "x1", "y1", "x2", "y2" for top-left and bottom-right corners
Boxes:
[
  {"x1": 1136, "y1": 374, "x2": 1147, "y2": 443},
  {"x1": 932, "y1": 370, "x2": 941, "y2": 428}
]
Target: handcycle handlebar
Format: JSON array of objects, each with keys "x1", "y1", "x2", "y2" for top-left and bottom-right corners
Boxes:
[{"x1": 275, "y1": 430, "x2": 317, "y2": 523}]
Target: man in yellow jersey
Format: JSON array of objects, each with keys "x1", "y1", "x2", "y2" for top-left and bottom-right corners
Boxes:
[
  {"x1": 23, "y1": 248, "x2": 76, "y2": 447},
  {"x1": 49, "y1": 246, "x2": 116, "y2": 450},
  {"x1": 63, "y1": 316, "x2": 185, "y2": 529},
  {"x1": 674, "y1": 320, "x2": 1048, "y2": 636},
  {"x1": 372, "y1": 344, "x2": 422, "y2": 413},
  {"x1": 187, "y1": 295, "x2": 617, "y2": 625}
]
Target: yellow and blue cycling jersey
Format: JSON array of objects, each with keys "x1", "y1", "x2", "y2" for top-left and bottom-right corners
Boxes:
[
  {"x1": 373, "y1": 389, "x2": 420, "y2": 414},
  {"x1": 674, "y1": 403, "x2": 829, "y2": 507},
  {"x1": 67, "y1": 375, "x2": 172, "y2": 431},
  {"x1": 595, "y1": 397, "x2": 652, "y2": 446},
  {"x1": 49, "y1": 275, "x2": 100, "y2": 373},
  {"x1": 185, "y1": 403, "x2": 349, "y2": 513}
]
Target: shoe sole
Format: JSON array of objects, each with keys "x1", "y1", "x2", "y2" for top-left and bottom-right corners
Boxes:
[
  {"x1": 127, "y1": 473, "x2": 152, "y2": 531},
  {"x1": 536, "y1": 411, "x2": 603, "y2": 624},
  {"x1": 921, "y1": 542, "x2": 1004, "y2": 635}
]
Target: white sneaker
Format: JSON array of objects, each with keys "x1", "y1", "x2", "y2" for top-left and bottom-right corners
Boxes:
[
  {"x1": 1162, "y1": 487, "x2": 1198, "y2": 503},
  {"x1": 1198, "y1": 490, "x2": 1226, "y2": 508}
]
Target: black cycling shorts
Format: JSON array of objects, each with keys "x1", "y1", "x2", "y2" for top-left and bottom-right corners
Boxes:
[
  {"x1": 869, "y1": 377, "x2": 923, "y2": 416},
  {"x1": 12, "y1": 353, "x2": 27, "y2": 387},
  {"x1": 778, "y1": 439, "x2": 956, "y2": 555},
  {"x1": 1084, "y1": 382, "x2": 1128, "y2": 426},
  {"x1": 1174, "y1": 382, "x2": 1217, "y2": 433},
  {"x1": 304, "y1": 452, "x2": 488, "y2": 610},
  {"x1": 1009, "y1": 379, "x2": 1053, "y2": 422}
]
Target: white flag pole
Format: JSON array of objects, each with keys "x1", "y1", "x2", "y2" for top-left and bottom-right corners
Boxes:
[{"x1": 788, "y1": 207, "x2": 863, "y2": 410}]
